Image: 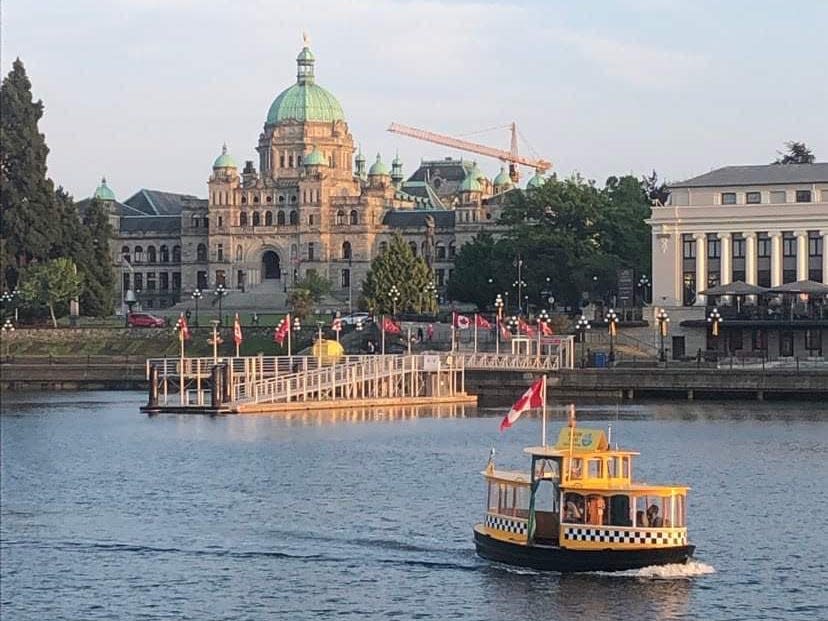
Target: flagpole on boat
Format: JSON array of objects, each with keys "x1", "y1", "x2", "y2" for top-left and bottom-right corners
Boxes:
[
  {"x1": 474, "y1": 314, "x2": 479, "y2": 354},
  {"x1": 541, "y1": 374, "x2": 547, "y2": 446},
  {"x1": 567, "y1": 403, "x2": 576, "y2": 478}
]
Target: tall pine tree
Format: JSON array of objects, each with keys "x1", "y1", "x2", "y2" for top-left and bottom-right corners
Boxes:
[{"x1": 0, "y1": 59, "x2": 59, "y2": 288}]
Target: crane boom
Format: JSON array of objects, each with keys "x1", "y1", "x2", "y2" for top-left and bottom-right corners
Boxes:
[{"x1": 388, "y1": 122, "x2": 551, "y2": 173}]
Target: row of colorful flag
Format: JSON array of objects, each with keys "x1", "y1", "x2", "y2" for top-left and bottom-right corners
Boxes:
[{"x1": 451, "y1": 312, "x2": 554, "y2": 338}]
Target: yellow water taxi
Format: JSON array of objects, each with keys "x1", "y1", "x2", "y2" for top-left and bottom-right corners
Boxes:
[{"x1": 474, "y1": 394, "x2": 694, "y2": 572}]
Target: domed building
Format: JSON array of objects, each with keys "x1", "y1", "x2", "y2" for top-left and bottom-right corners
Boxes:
[{"x1": 100, "y1": 43, "x2": 521, "y2": 311}]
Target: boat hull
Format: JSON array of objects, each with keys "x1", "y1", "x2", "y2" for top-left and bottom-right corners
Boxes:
[{"x1": 474, "y1": 528, "x2": 695, "y2": 573}]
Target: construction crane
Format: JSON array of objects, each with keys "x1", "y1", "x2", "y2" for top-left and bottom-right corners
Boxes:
[{"x1": 387, "y1": 122, "x2": 551, "y2": 183}]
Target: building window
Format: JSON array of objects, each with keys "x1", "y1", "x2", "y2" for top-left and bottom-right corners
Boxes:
[
  {"x1": 217, "y1": 244, "x2": 224, "y2": 262},
  {"x1": 134, "y1": 273, "x2": 143, "y2": 292},
  {"x1": 436, "y1": 269, "x2": 445, "y2": 286},
  {"x1": 217, "y1": 216, "x2": 222, "y2": 228},
  {"x1": 160, "y1": 272, "x2": 169, "y2": 291},
  {"x1": 308, "y1": 243, "x2": 315, "y2": 261},
  {"x1": 134, "y1": 246, "x2": 144, "y2": 263},
  {"x1": 252, "y1": 212, "x2": 260, "y2": 226},
  {"x1": 707, "y1": 272, "x2": 720, "y2": 289},
  {"x1": 267, "y1": 195, "x2": 273, "y2": 203},
  {"x1": 121, "y1": 246, "x2": 131, "y2": 263},
  {"x1": 241, "y1": 195, "x2": 247, "y2": 204},
  {"x1": 197, "y1": 244, "x2": 207, "y2": 262},
  {"x1": 308, "y1": 214, "x2": 315, "y2": 226},
  {"x1": 721, "y1": 192, "x2": 737, "y2": 205},
  {"x1": 253, "y1": 196, "x2": 259, "y2": 204},
  {"x1": 682, "y1": 234, "x2": 696, "y2": 259},
  {"x1": 277, "y1": 211, "x2": 285, "y2": 225},
  {"x1": 336, "y1": 210, "x2": 345, "y2": 225},
  {"x1": 682, "y1": 272, "x2": 696, "y2": 306},
  {"x1": 758, "y1": 270, "x2": 771, "y2": 287},
  {"x1": 806, "y1": 329, "x2": 822, "y2": 352},
  {"x1": 147, "y1": 246, "x2": 156, "y2": 263},
  {"x1": 341, "y1": 269, "x2": 350, "y2": 288},
  {"x1": 342, "y1": 241, "x2": 352, "y2": 260},
  {"x1": 809, "y1": 235, "x2": 823, "y2": 257},
  {"x1": 280, "y1": 155, "x2": 285, "y2": 168},
  {"x1": 289, "y1": 210, "x2": 298, "y2": 225},
  {"x1": 770, "y1": 190, "x2": 786, "y2": 203},
  {"x1": 240, "y1": 212, "x2": 248, "y2": 226},
  {"x1": 449, "y1": 242, "x2": 456, "y2": 259},
  {"x1": 757, "y1": 237, "x2": 771, "y2": 258},
  {"x1": 215, "y1": 270, "x2": 226, "y2": 287},
  {"x1": 197, "y1": 271, "x2": 207, "y2": 290},
  {"x1": 783, "y1": 235, "x2": 796, "y2": 257},
  {"x1": 732, "y1": 237, "x2": 745, "y2": 259},
  {"x1": 236, "y1": 245, "x2": 243, "y2": 262},
  {"x1": 265, "y1": 211, "x2": 273, "y2": 226},
  {"x1": 436, "y1": 242, "x2": 446, "y2": 260},
  {"x1": 172, "y1": 245, "x2": 181, "y2": 263},
  {"x1": 746, "y1": 191, "x2": 761, "y2": 204},
  {"x1": 160, "y1": 245, "x2": 169, "y2": 262},
  {"x1": 707, "y1": 238, "x2": 721, "y2": 259},
  {"x1": 752, "y1": 329, "x2": 767, "y2": 351},
  {"x1": 123, "y1": 273, "x2": 130, "y2": 292},
  {"x1": 350, "y1": 210, "x2": 358, "y2": 225},
  {"x1": 379, "y1": 241, "x2": 387, "y2": 254},
  {"x1": 795, "y1": 190, "x2": 812, "y2": 203}
]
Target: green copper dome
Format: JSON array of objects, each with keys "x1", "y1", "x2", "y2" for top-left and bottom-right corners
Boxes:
[
  {"x1": 526, "y1": 170, "x2": 545, "y2": 189},
  {"x1": 493, "y1": 166, "x2": 512, "y2": 187},
  {"x1": 94, "y1": 177, "x2": 116, "y2": 202},
  {"x1": 304, "y1": 146, "x2": 327, "y2": 167},
  {"x1": 368, "y1": 153, "x2": 389, "y2": 176},
  {"x1": 266, "y1": 46, "x2": 345, "y2": 125},
  {"x1": 213, "y1": 144, "x2": 237, "y2": 169},
  {"x1": 469, "y1": 162, "x2": 487, "y2": 184},
  {"x1": 460, "y1": 169, "x2": 482, "y2": 192}
]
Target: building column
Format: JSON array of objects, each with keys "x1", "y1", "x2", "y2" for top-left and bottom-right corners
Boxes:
[
  {"x1": 795, "y1": 230, "x2": 808, "y2": 282},
  {"x1": 718, "y1": 232, "x2": 732, "y2": 285},
  {"x1": 694, "y1": 233, "x2": 707, "y2": 305},
  {"x1": 770, "y1": 231, "x2": 783, "y2": 287},
  {"x1": 744, "y1": 232, "x2": 757, "y2": 285},
  {"x1": 822, "y1": 230, "x2": 828, "y2": 284}
]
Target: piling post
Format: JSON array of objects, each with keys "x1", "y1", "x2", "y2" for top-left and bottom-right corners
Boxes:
[
  {"x1": 211, "y1": 364, "x2": 222, "y2": 409},
  {"x1": 148, "y1": 364, "x2": 159, "y2": 409}
]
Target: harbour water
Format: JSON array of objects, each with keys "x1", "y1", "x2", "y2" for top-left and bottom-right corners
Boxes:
[{"x1": 1, "y1": 391, "x2": 826, "y2": 620}]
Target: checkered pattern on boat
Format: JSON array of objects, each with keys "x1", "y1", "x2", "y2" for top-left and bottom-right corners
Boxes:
[
  {"x1": 563, "y1": 526, "x2": 686, "y2": 546},
  {"x1": 485, "y1": 513, "x2": 528, "y2": 535}
]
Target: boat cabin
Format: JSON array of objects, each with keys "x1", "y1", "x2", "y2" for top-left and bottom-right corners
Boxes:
[{"x1": 482, "y1": 427, "x2": 689, "y2": 550}]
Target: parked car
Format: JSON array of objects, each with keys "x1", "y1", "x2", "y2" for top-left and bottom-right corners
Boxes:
[
  {"x1": 127, "y1": 312, "x2": 167, "y2": 328},
  {"x1": 339, "y1": 312, "x2": 372, "y2": 326}
]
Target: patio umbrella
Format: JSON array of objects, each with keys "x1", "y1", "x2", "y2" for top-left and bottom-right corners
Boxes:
[
  {"x1": 767, "y1": 280, "x2": 828, "y2": 295},
  {"x1": 700, "y1": 280, "x2": 769, "y2": 296}
]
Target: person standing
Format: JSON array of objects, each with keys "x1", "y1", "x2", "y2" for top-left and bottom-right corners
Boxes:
[{"x1": 426, "y1": 324, "x2": 434, "y2": 342}]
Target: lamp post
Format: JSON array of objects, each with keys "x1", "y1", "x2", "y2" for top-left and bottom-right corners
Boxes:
[
  {"x1": 536, "y1": 308, "x2": 550, "y2": 358},
  {"x1": 125, "y1": 289, "x2": 137, "y2": 327},
  {"x1": 316, "y1": 321, "x2": 324, "y2": 366},
  {"x1": 494, "y1": 293, "x2": 504, "y2": 355},
  {"x1": 605, "y1": 308, "x2": 619, "y2": 363},
  {"x1": 214, "y1": 283, "x2": 227, "y2": 325},
  {"x1": 175, "y1": 314, "x2": 188, "y2": 404},
  {"x1": 707, "y1": 307, "x2": 722, "y2": 356},
  {"x1": 506, "y1": 315, "x2": 519, "y2": 336},
  {"x1": 2, "y1": 318, "x2": 14, "y2": 360},
  {"x1": 291, "y1": 316, "x2": 302, "y2": 358},
  {"x1": 210, "y1": 319, "x2": 221, "y2": 363},
  {"x1": 656, "y1": 308, "x2": 669, "y2": 363},
  {"x1": 388, "y1": 285, "x2": 400, "y2": 317},
  {"x1": 1, "y1": 288, "x2": 19, "y2": 323},
  {"x1": 638, "y1": 275, "x2": 650, "y2": 305},
  {"x1": 191, "y1": 288, "x2": 202, "y2": 327},
  {"x1": 513, "y1": 256, "x2": 525, "y2": 314},
  {"x1": 575, "y1": 315, "x2": 590, "y2": 367},
  {"x1": 423, "y1": 281, "x2": 437, "y2": 314}
]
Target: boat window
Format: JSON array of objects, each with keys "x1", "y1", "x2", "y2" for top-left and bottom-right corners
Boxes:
[
  {"x1": 533, "y1": 458, "x2": 560, "y2": 481},
  {"x1": 568, "y1": 457, "x2": 583, "y2": 480},
  {"x1": 587, "y1": 459, "x2": 602, "y2": 478},
  {"x1": 606, "y1": 457, "x2": 617, "y2": 478},
  {"x1": 635, "y1": 496, "x2": 671, "y2": 528},
  {"x1": 487, "y1": 481, "x2": 530, "y2": 518},
  {"x1": 585, "y1": 494, "x2": 607, "y2": 525},
  {"x1": 562, "y1": 492, "x2": 585, "y2": 524},
  {"x1": 606, "y1": 494, "x2": 632, "y2": 527},
  {"x1": 621, "y1": 456, "x2": 630, "y2": 479}
]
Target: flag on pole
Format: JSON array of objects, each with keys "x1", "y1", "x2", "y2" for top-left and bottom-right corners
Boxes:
[
  {"x1": 500, "y1": 377, "x2": 544, "y2": 432},
  {"x1": 452, "y1": 312, "x2": 471, "y2": 330},
  {"x1": 331, "y1": 317, "x2": 342, "y2": 332},
  {"x1": 382, "y1": 316, "x2": 401, "y2": 334},
  {"x1": 233, "y1": 313, "x2": 243, "y2": 346},
  {"x1": 540, "y1": 321, "x2": 554, "y2": 336},
  {"x1": 274, "y1": 316, "x2": 289, "y2": 345},
  {"x1": 475, "y1": 314, "x2": 492, "y2": 330},
  {"x1": 177, "y1": 313, "x2": 191, "y2": 340},
  {"x1": 499, "y1": 320, "x2": 511, "y2": 341},
  {"x1": 518, "y1": 317, "x2": 536, "y2": 337}
]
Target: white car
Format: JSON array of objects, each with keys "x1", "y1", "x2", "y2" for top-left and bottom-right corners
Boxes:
[{"x1": 339, "y1": 312, "x2": 372, "y2": 326}]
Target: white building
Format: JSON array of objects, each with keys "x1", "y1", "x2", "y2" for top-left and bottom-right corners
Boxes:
[{"x1": 648, "y1": 163, "x2": 828, "y2": 359}]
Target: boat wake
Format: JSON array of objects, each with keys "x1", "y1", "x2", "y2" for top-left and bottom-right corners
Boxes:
[{"x1": 602, "y1": 560, "x2": 716, "y2": 580}]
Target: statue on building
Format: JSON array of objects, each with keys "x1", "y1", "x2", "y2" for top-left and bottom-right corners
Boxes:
[{"x1": 424, "y1": 214, "x2": 436, "y2": 269}]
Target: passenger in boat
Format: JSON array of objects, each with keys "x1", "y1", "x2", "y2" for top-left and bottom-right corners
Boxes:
[
  {"x1": 563, "y1": 494, "x2": 583, "y2": 522},
  {"x1": 586, "y1": 495, "x2": 606, "y2": 525},
  {"x1": 646, "y1": 504, "x2": 663, "y2": 527}
]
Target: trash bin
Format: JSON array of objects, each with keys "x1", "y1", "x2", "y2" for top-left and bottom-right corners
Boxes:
[{"x1": 594, "y1": 352, "x2": 608, "y2": 368}]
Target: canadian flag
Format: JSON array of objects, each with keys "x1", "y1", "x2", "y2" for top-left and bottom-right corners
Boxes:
[
  {"x1": 177, "y1": 313, "x2": 191, "y2": 340},
  {"x1": 518, "y1": 317, "x2": 536, "y2": 337},
  {"x1": 475, "y1": 314, "x2": 492, "y2": 330},
  {"x1": 331, "y1": 317, "x2": 342, "y2": 332},
  {"x1": 540, "y1": 321, "x2": 554, "y2": 336},
  {"x1": 233, "y1": 313, "x2": 243, "y2": 346},
  {"x1": 499, "y1": 320, "x2": 511, "y2": 341},
  {"x1": 500, "y1": 377, "x2": 544, "y2": 432},
  {"x1": 453, "y1": 312, "x2": 471, "y2": 330},
  {"x1": 382, "y1": 316, "x2": 401, "y2": 334},
  {"x1": 274, "y1": 315, "x2": 289, "y2": 345}
]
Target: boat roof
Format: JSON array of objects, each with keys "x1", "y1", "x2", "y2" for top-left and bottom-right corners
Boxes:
[
  {"x1": 524, "y1": 446, "x2": 640, "y2": 458},
  {"x1": 482, "y1": 469, "x2": 690, "y2": 493}
]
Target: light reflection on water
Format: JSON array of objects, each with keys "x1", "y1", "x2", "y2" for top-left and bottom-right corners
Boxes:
[{"x1": 1, "y1": 391, "x2": 826, "y2": 621}]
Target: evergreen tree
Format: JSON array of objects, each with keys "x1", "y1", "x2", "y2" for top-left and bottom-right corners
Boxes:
[
  {"x1": 0, "y1": 59, "x2": 58, "y2": 288},
  {"x1": 774, "y1": 141, "x2": 816, "y2": 165},
  {"x1": 78, "y1": 197, "x2": 116, "y2": 316},
  {"x1": 362, "y1": 233, "x2": 434, "y2": 314}
]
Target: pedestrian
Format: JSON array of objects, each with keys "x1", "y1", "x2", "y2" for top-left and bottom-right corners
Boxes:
[
  {"x1": 417, "y1": 327, "x2": 424, "y2": 343},
  {"x1": 252, "y1": 312, "x2": 259, "y2": 326},
  {"x1": 426, "y1": 324, "x2": 434, "y2": 342},
  {"x1": 185, "y1": 309, "x2": 192, "y2": 322}
]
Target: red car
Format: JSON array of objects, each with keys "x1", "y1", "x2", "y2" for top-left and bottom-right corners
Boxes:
[{"x1": 127, "y1": 312, "x2": 167, "y2": 328}]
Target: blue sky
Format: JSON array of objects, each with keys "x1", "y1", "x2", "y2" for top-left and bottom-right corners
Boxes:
[{"x1": 3, "y1": 0, "x2": 826, "y2": 200}]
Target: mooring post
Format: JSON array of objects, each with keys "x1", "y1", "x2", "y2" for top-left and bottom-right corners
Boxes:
[
  {"x1": 222, "y1": 363, "x2": 232, "y2": 404},
  {"x1": 148, "y1": 364, "x2": 159, "y2": 408},
  {"x1": 211, "y1": 364, "x2": 222, "y2": 409}
]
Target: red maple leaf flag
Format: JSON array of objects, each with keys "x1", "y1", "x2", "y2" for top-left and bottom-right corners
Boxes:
[
  {"x1": 475, "y1": 314, "x2": 492, "y2": 330},
  {"x1": 331, "y1": 317, "x2": 342, "y2": 332},
  {"x1": 233, "y1": 313, "x2": 243, "y2": 346},
  {"x1": 274, "y1": 316, "x2": 289, "y2": 345},
  {"x1": 540, "y1": 321, "x2": 554, "y2": 336},
  {"x1": 453, "y1": 312, "x2": 471, "y2": 330},
  {"x1": 382, "y1": 316, "x2": 401, "y2": 334},
  {"x1": 177, "y1": 313, "x2": 191, "y2": 340},
  {"x1": 500, "y1": 377, "x2": 544, "y2": 432},
  {"x1": 518, "y1": 317, "x2": 536, "y2": 337},
  {"x1": 499, "y1": 320, "x2": 511, "y2": 341}
]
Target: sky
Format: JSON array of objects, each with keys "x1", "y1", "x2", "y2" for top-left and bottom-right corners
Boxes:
[{"x1": 2, "y1": 0, "x2": 827, "y2": 201}]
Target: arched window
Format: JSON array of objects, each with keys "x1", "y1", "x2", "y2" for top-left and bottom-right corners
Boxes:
[
  {"x1": 265, "y1": 211, "x2": 273, "y2": 226},
  {"x1": 289, "y1": 210, "x2": 298, "y2": 225},
  {"x1": 121, "y1": 246, "x2": 131, "y2": 263},
  {"x1": 172, "y1": 245, "x2": 181, "y2": 263},
  {"x1": 290, "y1": 243, "x2": 298, "y2": 259},
  {"x1": 191, "y1": 216, "x2": 200, "y2": 228},
  {"x1": 409, "y1": 242, "x2": 417, "y2": 257},
  {"x1": 278, "y1": 195, "x2": 285, "y2": 203},
  {"x1": 160, "y1": 245, "x2": 169, "y2": 262},
  {"x1": 436, "y1": 242, "x2": 446, "y2": 260},
  {"x1": 449, "y1": 241, "x2": 456, "y2": 259},
  {"x1": 196, "y1": 243, "x2": 207, "y2": 262},
  {"x1": 134, "y1": 246, "x2": 144, "y2": 263},
  {"x1": 252, "y1": 212, "x2": 260, "y2": 226},
  {"x1": 350, "y1": 210, "x2": 358, "y2": 225},
  {"x1": 253, "y1": 196, "x2": 259, "y2": 204},
  {"x1": 236, "y1": 245, "x2": 243, "y2": 261},
  {"x1": 241, "y1": 195, "x2": 247, "y2": 204},
  {"x1": 336, "y1": 210, "x2": 346, "y2": 225},
  {"x1": 277, "y1": 210, "x2": 285, "y2": 225},
  {"x1": 239, "y1": 212, "x2": 248, "y2": 226},
  {"x1": 342, "y1": 241, "x2": 352, "y2": 260},
  {"x1": 308, "y1": 214, "x2": 315, "y2": 226},
  {"x1": 266, "y1": 195, "x2": 273, "y2": 203},
  {"x1": 147, "y1": 246, "x2": 157, "y2": 263}
]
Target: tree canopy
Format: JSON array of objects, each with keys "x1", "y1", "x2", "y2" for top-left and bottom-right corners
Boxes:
[
  {"x1": 18, "y1": 257, "x2": 83, "y2": 327},
  {"x1": 774, "y1": 141, "x2": 816, "y2": 165},
  {"x1": 361, "y1": 233, "x2": 435, "y2": 314}
]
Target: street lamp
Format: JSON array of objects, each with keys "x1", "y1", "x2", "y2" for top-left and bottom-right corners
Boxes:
[
  {"x1": 2, "y1": 318, "x2": 14, "y2": 359},
  {"x1": 537, "y1": 308, "x2": 550, "y2": 327},
  {"x1": 124, "y1": 289, "x2": 137, "y2": 327},
  {"x1": 388, "y1": 285, "x2": 401, "y2": 316},
  {"x1": 638, "y1": 275, "x2": 651, "y2": 305},
  {"x1": 494, "y1": 294, "x2": 505, "y2": 354},
  {"x1": 214, "y1": 283, "x2": 228, "y2": 325},
  {"x1": 506, "y1": 315, "x2": 520, "y2": 335},
  {"x1": 513, "y1": 256, "x2": 525, "y2": 314},
  {"x1": 575, "y1": 315, "x2": 591, "y2": 367},
  {"x1": 423, "y1": 281, "x2": 437, "y2": 313},
  {"x1": 1, "y1": 288, "x2": 19, "y2": 323},
  {"x1": 605, "y1": 308, "x2": 619, "y2": 363},
  {"x1": 191, "y1": 288, "x2": 202, "y2": 327},
  {"x1": 655, "y1": 308, "x2": 669, "y2": 363}
]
